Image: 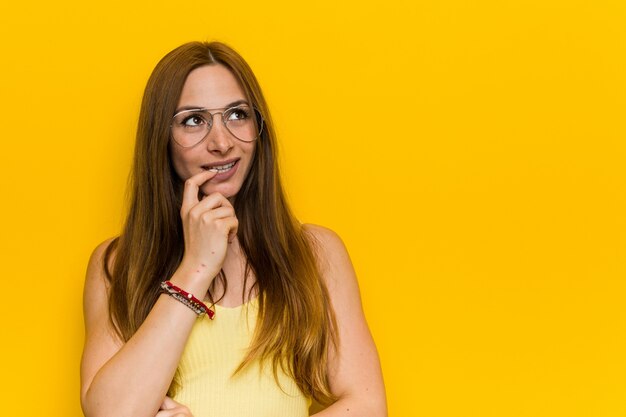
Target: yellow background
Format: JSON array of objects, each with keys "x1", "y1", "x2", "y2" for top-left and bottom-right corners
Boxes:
[{"x1": 0, "y1": 1, "x2": 624, "y2": 416}]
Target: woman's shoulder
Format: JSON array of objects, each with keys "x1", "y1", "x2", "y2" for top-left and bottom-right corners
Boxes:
[
  {"x1": 87, "y1": 237, "x2": 118, "y2": 277},
  {"x1": 301, "y1": 223, "x2": 342, "y2": 244},
  {"x1": 84, "y1": 237, "x2": 119, "y2": 305},
  {"x1": 92, "y1": 236, "x2": 118, "y2": 257},
  {"x1": 301, "y1": 223, "x2": 348, "y2": 261},
  {"x1": 301, "y1": 223, "x2": 355, "y2": 289}
]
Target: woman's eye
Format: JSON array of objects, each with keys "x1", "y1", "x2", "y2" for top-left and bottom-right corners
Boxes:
[
  {"x1": 226, "y1": 107, "x2": 249, "y2": 121},
  {"x1": 183, "y1": 115, "x2": 206, "y2": 126}
]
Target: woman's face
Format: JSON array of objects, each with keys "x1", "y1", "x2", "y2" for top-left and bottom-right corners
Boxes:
[{"x1": 169, "y1": 64, "x2": 257, "y2": 200}]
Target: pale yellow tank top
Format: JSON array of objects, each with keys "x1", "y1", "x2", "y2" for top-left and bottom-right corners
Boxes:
[{"x1": 168, "y1": 297, "x2": 311, "y2": 417}]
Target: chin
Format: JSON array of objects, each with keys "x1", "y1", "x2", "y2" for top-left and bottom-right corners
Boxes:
[{"x1": 200, "y1": 183, "x2": 239, "y2": 199}]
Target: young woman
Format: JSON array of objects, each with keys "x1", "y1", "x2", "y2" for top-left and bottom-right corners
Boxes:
[{"x1": 80, "y1": 41, "x2": 386, "y2": 417}]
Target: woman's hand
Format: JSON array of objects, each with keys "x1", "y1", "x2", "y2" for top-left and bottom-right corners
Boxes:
[
  {"x1": 156, "y1": 396, "x2": 194, "y2": 417},
  {"x1": 179, "y1": 170, "x2": 239, "y2": 282}
]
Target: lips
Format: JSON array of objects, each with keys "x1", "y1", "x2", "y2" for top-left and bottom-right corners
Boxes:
[{"x1": 202, "y1": 158, "x2": 239, "y2": 172}]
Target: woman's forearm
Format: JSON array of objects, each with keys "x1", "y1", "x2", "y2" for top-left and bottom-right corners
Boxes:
[{"x1": 82, "y1": 268, "x2": 210, "y2": 417}]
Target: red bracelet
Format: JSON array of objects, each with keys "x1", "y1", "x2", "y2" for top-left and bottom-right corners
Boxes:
[{"x1": 160, "y1": 281, "x2": 215, "y2": 319}]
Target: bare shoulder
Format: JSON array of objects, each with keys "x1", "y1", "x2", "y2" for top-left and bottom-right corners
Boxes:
[
  {"x1": 302, "y1": 223, "x2": 349, "y2": 265},
  {"x1": 302, "y1": 223, "x2": 358, "y2": 295},
  {"x1": 85, "y1": 238, "x2": 117, "y2": 295},
  {"x1": 302, "y1": 223, "x2": 345, "y2": 254},
  {"x1": 81, "y1": 237, "x2": 123, "y2": 400},
  {"x1": 302, "y1": 225, "x2": 386, "y2": 414},
  {"x1": 303, "y1": 225, "x2": 386, "y2": 414},
  {"x1": 83, "y1": 237, "x2": 119, "y2": 333},
  {"x1": 88, "y1": 237, "x2": 118, "y2": 272}
]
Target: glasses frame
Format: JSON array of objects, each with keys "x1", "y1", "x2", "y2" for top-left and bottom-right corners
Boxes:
[{"x1": 170, "y1": 104, "x2": 264, "y2": 148}]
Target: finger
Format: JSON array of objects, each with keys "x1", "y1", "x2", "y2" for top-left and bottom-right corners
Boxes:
[
  {"x1": 197, "y1": 192, "x2": 233, "y2": 210},
  {"x1": 228, "y1": 227, "x2": 237, "y2": 243},
  {"x1": 158, "y1": 397, "x2": 193, "y2": 416},
  {"x1": 225, "y1": 216, "x2": 239, "y2": 243},
  {"x1": 159, "y1": 396, "x2": 180, "y2": 410},
  {"x1": 156, "y1": 410, "x2": 193, "y2": 417},
  {"x1": 181, "y1": 170, "x2": 218, "y2": 215},
  {"x1": 216, "y1": 217, "x2": 239, "y2": 243},
  {"x1": 188, "y1": 192, "x2": 233, "y2": 218},
  {"x1": 198, "y1": 206, "x2": 236, "y2": 223}
]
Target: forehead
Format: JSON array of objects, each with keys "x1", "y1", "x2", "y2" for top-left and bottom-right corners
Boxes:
[{"x1": 177, "y1": 64, "x2": 246, "y2": 109}]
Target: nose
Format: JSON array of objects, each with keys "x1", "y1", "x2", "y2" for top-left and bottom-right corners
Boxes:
[{"x1": 205, "y1": 114, "x2": 234, "y2": 154}]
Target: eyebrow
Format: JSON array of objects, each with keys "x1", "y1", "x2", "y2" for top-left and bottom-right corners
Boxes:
[{"x1": 174, "y1": 99, "x2": 249, "y2": 114}]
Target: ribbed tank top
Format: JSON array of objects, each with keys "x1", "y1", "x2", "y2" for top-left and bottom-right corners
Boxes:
[{"x1": 168, "y1": 297, "x2": 311, "y2": 417}]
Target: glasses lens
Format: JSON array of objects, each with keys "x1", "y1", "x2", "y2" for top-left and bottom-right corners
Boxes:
[
  {"x1": 171, "y1": 105, "x2": 264, "y2": 147},
  {"x1": 223, "y1": 105, "x2": 263, "y2": 142},
  {"x1": 171, "y1": 110, "x2": 212, "y2": 147}
]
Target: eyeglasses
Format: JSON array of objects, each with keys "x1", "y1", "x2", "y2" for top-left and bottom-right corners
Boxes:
[{"x1": 170, "y1": 104, "x2": 264, "y2": 148}]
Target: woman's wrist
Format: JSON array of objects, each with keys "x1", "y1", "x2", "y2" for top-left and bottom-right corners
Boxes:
[
  {"x1": 169, "y1": 259, "x2": 217, "y2": 299},
  {"x1": 160, "y1": 281, "x2": 215, "y2": 319}
]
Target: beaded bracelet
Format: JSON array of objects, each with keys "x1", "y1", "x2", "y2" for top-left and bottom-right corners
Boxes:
[{"x1": 160, "y1": 281, "x2": 215, "y2": 319}]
